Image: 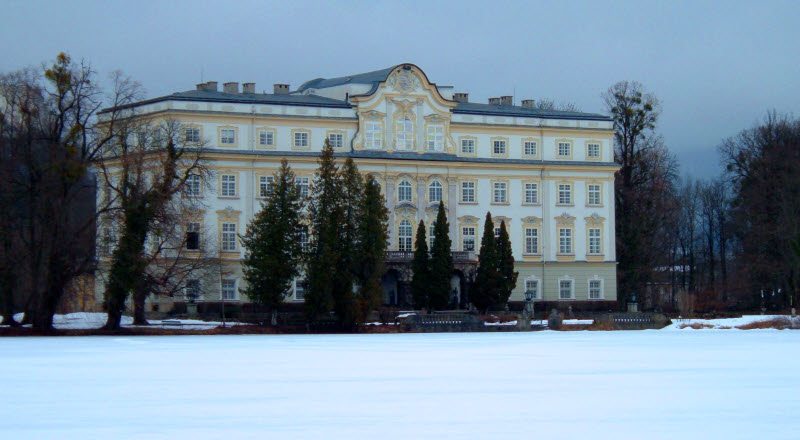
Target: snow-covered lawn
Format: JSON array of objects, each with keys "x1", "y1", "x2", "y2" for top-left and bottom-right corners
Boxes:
[
  {"x1": 1, "y1": 331, "x2": 798, "y2": 439},
  {"x1": 1, "y1": 312, "x2": 232, "y2": 330}
]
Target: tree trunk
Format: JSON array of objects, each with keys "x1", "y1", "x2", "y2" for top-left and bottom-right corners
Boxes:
[{"x1": 132, "y1": 277, "x2": 149, "y2": 326}]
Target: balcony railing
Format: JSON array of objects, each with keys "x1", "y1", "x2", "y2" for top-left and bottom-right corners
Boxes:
[{"x1": 385, "y1": 251, "x2": 477, "y2": 262}]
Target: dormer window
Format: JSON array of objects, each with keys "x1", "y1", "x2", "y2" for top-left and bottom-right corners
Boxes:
[
  {"x1": 365, "y1": 120, "x2": 383, "y2": 149},
  {"x1": 426, "y1": 124, "x2": 444, "y2": 152},
  {"x1": 396, "y1": 117, "x2": 414, "y2": 150}
]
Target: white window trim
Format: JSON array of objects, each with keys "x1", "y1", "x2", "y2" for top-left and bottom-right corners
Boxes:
[
  {"x1": 220, "y1": 174, "x2": 238, "y2": 198},
  {"x1": 556, "y1": 139, "x2": 573, "y2": 159},
  {"x1": 588, "y1": 277, "x2": 605, "y2": 300},
  {"x1": 491, "y1": 180, "x2": 509, "y2": 205},
  {"x1": 522, "y1": 181, "x2": 540, "y2": 206},
  {"x1": 523, "y1": 276, "x2": 541, "y2": 300},
  {"x1": 460, "y1": 180, "x2": 477, "y2": 204},
  {"x1": 558, "y1": 276, "x2": 576, "y2": 300},
  {"x1": 221, "y1": 279, "x2": 238, "y2": 301},
  {"x1": 557, "y1": 182, "x2": 573, "y2": 206}
]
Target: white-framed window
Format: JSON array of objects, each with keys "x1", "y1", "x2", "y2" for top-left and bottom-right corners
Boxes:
[
  {"x1": 558, "y1": 183, "x2": 572, "y2": 205},
  {"x1": 186, "y1": 222, "x2": 200, "y2": 250},
  {"x1": 328, "y1": 132, "x2": 344, "y2": 148},
  {"x1": 524, "y1": 227, "x2": 538, "y2": 254},
  {"x1": 524, "y1": 278, "x2": 540, "y2": 299},
  {"x1": 461, "y1": 138, "x2": 475, "y2": 154},
  {"x1": 588, "y1": 228, "x2": 602, "y2": 255},
  {"x1": 221, "y1": 222, "x2": 237, "y2": 252},
  {"x1": 524, "y1": 183, "x2": 539, "y2": 204},
  {"x1": 428, "y1": 180, "x2": 443, "y2": 203},
  {"x1": 398, "y1": 180, "x2": 412, "y2": 202},
  {"x1": 587, "y1": 143, "x2": 601, "y2": 159},
  {"x1": 557, "y1": 141, "x2": 571, "y2": 157},
  {"x1": 221, "y1": 174, "x2": 237, "y2": 197},
  {"x1": 494, "y1": 227, "x2": 501, "y2": 238},
  {"x1": 428, "y1": 223, "x2": 435, "y2": 250},
  {"x1": 221, "y1": 279, "x2": 237, "y2": 300},
  {"x1": 398, "y1": 220, "x2": 413, "y2": 251},
  {"x1": 462, "y1": 226, "x2": 476, "y2": 251},
  {"x1": 258, "y1": 130, "x2": 274, "y2": 147},
  {"x1": 426, "y1": 124, "x2": 444, "y2": 151},
  {"x1": 493, "y1": 139, "x2": 507, "y2": 155},
  {"x1": 221, "y1": 128, "x2": 236, "y2": 145},
  {"x1": 588, "y1": 279, "x2": 603, "y2": 299},
  {"x1": 184, "y1": 127, "x2": 200, "y2": 143},
  {"x1": 259, "y1": 176, "x2": 274, "y2": 198},
  {"x1": 461, "y1": 181, "x2": 475, "y2": 203},
  {"x1": 185, "y1": 279, "x2": 201, "y2": 301},
  {"x1": 293, "y1": 131, "x2": 309, "y2": 148},
  {"x1": 185, "y1": 174, "x2": 201, "y2": 196},
  {"x1": 299, "y1": 225, "x2": 309, "y2": 253},
  {"x1": 524, "y1": 140, "x2": 537, "y2": 156},
  {"x1": 365, "y1": 120, "x2": 383, "y2": 149},
  {"x1": 396, "y1": 117, "x2": 414, "y2": 150},
  {"x1": 559, "y1": 228, "x2": 573, "y2": 254},
  {"x1": 587, "y1": 183, "x2": 601, "y2": 206},
  {"x1": 294, "y1": 278, "x2": 306, "y2": 300},
  {"x1": 493, "y1": 182, "x2": 507, "y2": 204},
  {"x1": 559, "y1": 279, "x2": 574, "y2": 300},
  {"x1": 295, "y1": 176, "x2": 309, "y2": 198}
]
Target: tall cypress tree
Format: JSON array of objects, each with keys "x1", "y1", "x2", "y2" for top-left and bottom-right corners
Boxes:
[
  {"x1": 472, "y1": 213, "x2": 503, "y2": 312},
  {"x1": 305, "y1": 140, "x2": 341, "y2": 321},
  {"x1": 333, "y1": 158, "x2": 363, "y2": 328},
  {"x1": 355, "y1": 176, "x2": 389, "y2": 322},
  {"x1": 240, "y1": 159, "x2": 303, "y2": 319},
  {"x1": 411, "y1": 221, "x2": 430, "y2": 309},
  {"x1": 429, "y1": 201, "x2": 453, "y2": 310},
  {"x1": 496, "y1": 220, "x2": 518, "y2": 309}
]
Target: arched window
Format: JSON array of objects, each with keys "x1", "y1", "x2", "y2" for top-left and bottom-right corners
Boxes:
[
  {"x1": 398, "y1": 179, "x2": 412, "y2": 202},
  {"x1": 396, "y1": 117, "x2": 414, "y2": 150},
  {"x1": 428, "y1": 180, "x2": 442, "y2": 203},
  {"x1": 398, "y1": 220, "x2": 412, "y2": 251}
]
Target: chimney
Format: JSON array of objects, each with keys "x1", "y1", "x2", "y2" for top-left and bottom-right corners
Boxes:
[
  {"x1": 488, "y1": 97, "x2": 501, "y2": 105},
  {"x1": 223, "y1": 82, "x2": 239, "y2": 94},
  {"x1": 242, "y1": 82, "x2": 256, "y2": 94},
  {"x1": 522, "y1": 99, "x2": 536, "y2": 108},
  {"x1": 273, "y1": 83, "x2": 290, "y2": 94},
  {"x1": 205, "y1": 81, "x2": 218, "y2": 92},
  {"x1": 500, "y1": 96, "x2": 513, "y2": 106},
  {"x1": 453, "y1": 92, "x2": 469, "y2": 103}
]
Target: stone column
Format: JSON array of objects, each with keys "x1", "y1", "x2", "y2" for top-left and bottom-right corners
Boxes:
[
  {"x1": 447, "y1": 176, "x2": 459, "y2": 250},
  {"x1": 415, "y1": 99, "x2": 424, "y2": 151}
]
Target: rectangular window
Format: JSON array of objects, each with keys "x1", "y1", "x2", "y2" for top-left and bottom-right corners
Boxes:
[
  {"x1": 328, "y1": 132, "x2": 344, "y2": 148},
  {"x1": 221, "y1": 128, "x2": 235, "y2": 145},
  {"x1": 222, "y1": 222, "x2": 237, "y2": 251},
  {"x1": 493, "y1": 182, "x2": 507, "y2": 204},
  {"x1": 185, "y1": 127, "x2": 200, "y2": 143},
  {"x1": 494, "y1": 227, "x2": 501, "y2": 238},
  {"x1": 295, "y1": 177, "x2": 309, "y2": 198},
  {"x1": 461, "y1": 139, "x2": 475, "y2": 154},
  {"x1": 587, "y1": 184, "x2": 601, "y2": 206},
  {"x1": 524, "y1": 141, "x2": 537, "y2": 156},
  {"x1": 258, "y1": 130, "x2": 274, "y2": 147},
  {"x1": 525, "y1": 279, "x2": 539, "y2": 299},
  {"x1": 558, "y1": 184, "x2": 572, "y2": 205},
  {"x1": 558, "y1": 141, "x2": 571, "y2": 157},
  {"x1": 293, "y1": 131, "x2": 309, "y2": 148},
  {"x1": 524, "y1": 183, "x2": 539, "y2": 204},
  {"x1": 299, "y1": 225, "x2": 309, "y2": 253},
  {"x1": 589, "y1": 228, "x2": 602, "y2": 255},
  {"x1": 589, "y1": 280, "x2": 603, "y2": 299},
  {"x1": 221, "y1": 174, "x2": 237, "y2": 197},
  {"x1": 259, "y1": 176, "x2": 274, "y2": 198},
  {"x1": 525, "y1": 228, "x2": 538, "y2": 254},
  {"x1": 426, "y1": 124, "x2": 444, "y2": 151},
  {"x1": 559, "y1": 228, "x2": 573, "y2": 254},
  {"x1": 186, "y1": 174, "x2": 201, "y2": 196},
  {"x1": 295, "y1": 278, "x2": 306, "y2": 300},
  {"x1": 186, "y1": 222, "x2": 200, "y2": 250},
  {"x1": 428, "y1": 225, "x2": 435, "y2": 250},
  {"x1": 462, "y1": 227, "x2": 475, "y2": 251},
  {"x1": 221, "y1": 279, "x2": 237, "y2": 300},
  {"x1": 365, "y1": 121, "x2": 383, "y2": 148},
  {"x1": 559, "y1": 280, "x2": 573, "y2": 299},
  {"x1": 493, "y1": 140, "x2": 507, "y2": 155},
  {"x1": 587, "y1": 143, "x2": 600, "y2": 159},
  {"x1": 185, "y1": 279, "x2": 200, "y2": 301},
  {"x1": 461, "y1": 181, "x2": 475, "y2": 203}
]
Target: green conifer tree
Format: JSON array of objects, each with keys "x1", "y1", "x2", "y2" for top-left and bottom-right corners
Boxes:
[
  {"x1": 411, "y1": 221, "x2": 430, "y2": 309},
  {"x1": 496, "y1": 220, "x2": 518, "y2": 309},
  {"x1": 240, "y1": 159, "x2": 304, "y2": 319},
  {"x1": 334, "y1": 157, "x2": 364, "y2": 328},
  {"x1": 472, "y1": 213, "x2": 503, "y2": 312},
  {"x1": 354, "y1": 176, "x2": 389, "y2": 322},
  {"x1": 428, "y1": 201, "x2": 453, "y2": 310}
]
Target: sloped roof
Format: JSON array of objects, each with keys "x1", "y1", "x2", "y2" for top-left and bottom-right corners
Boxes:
[
  {"x1": 296, "y1": 67, "x2": 396, "y2": 92},
  {"x1": 454, "y1": 102, "x2": 610, "y2": 121}
]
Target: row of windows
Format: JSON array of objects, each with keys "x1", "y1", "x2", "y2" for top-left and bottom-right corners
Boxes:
[
  {"x1": 186, "y1": 126, "x2": 346, "y2": 150},
  {"x1": 184, "y1": 221, "x2": 310, "y2": 254},
  {"x1": 463, "y1": 138, "x2": 601, "y2": 160},
  {"x1": 522, "y1": 277, "x2": 604, "y2": 300},
  {"x1": 185, "y1": 277, "x2": 307, "y2": 302},
  {"x1": 364, "y1": 118, "x2": 446, "y2": 151}
]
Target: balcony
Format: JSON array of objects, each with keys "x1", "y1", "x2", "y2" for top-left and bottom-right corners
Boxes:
[{"x1": 385, "y1": 251, "x2": 477, "y2": 262}]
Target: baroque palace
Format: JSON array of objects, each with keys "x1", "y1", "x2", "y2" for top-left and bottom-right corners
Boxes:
[{"x1": 96, "y1": 63, "x2": 618, "y2": 310}]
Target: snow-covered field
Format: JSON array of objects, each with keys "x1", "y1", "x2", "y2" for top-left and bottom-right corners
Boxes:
[{"x1": 2, "y1": 331, "x2": 798, "y2": 439}]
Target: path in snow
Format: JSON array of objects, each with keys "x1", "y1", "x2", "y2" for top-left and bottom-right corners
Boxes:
[{"x1": 1, "y1": 331, "x2": 798, "y2": 439}]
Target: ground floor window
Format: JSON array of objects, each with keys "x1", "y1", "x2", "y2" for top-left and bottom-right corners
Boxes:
[
  {"x1": 524, "y1": 278, "x2": 539, "y2": 299},
  {"x1": 589, "y1": 279, "x2": 603, "y2": 299},
  {"x1": 559, "y1": 279, "x2": 574, "y2": 300},
  {"x1": 294, "y1": 278, "x2": 306, "y2": 300},
  {"x1": 221, "y1": 279, "x2": 237, "y2": 300}
]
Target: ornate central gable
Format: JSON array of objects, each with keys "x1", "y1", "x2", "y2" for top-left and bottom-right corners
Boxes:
[{"x1": 351, "y1": 64, "x2": 457, "y2": 154}]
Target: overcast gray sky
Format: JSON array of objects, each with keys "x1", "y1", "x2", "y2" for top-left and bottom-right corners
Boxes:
[{"x1": 3, "y1": 0, "x2": 798, "y2": 177}]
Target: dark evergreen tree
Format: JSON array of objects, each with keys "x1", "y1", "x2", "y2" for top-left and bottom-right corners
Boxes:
[
  {"x1": 305, "y1": 139, "x2": 341, "y2": 321},
  {"x1": 428, "y1": 201, "x2": 453, "y2": 310},
  {"x1": 240, "y1": 159, "x2": 303, "y2": 321},
  {"x1": 472, "y1": 213, "x2": 503, "y2": 312},
  {"x1": 334, "y1": 157, "x2": 364, "y2": 328},
  {"x1": 354, "y1": 176, "x2": 389, "y2": 322},
  {"x1": 411, "y1": 221, "x2": 430, "y2": 309},
  {"x1": 496, "y1": 220, "x2": 518, "y2": 308}
]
